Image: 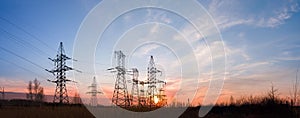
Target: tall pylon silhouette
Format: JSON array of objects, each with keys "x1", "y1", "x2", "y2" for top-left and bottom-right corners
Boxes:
[
  {"x1": 147, "y1": 56, "x2": 162, "y2": 107},
  {"x1": 128, "y1": 68, "x2": 139, "y2": 106},
  {"x1": 86, "y1": 77, "x2": 103, "y2": 106},
  {"x1": 46, "y1": 42, "x2": 76, "y2": 104},
  {"x1": 107, "y1": 51, "x2": 130, "y2": 107}
]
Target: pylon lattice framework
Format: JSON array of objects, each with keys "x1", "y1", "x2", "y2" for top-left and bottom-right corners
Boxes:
[
  {"x1": 129, "y1": 68, "x2": 139, "y2": 106},
  {"x1": 147, "y1": 56, "x2": 163, "y2": 107},
  {"x1": 46, "y1": 42, "x2": 74, "y2": 104},
  {"x1": 86, "y1": 77, "x2": 102, "y2": 106},
  {"x1": 108, "y1": 51, "x2": 130, "y2": 107},
  {"x1": 139, "y1": 81, "x2": 147, "y2": 106}
]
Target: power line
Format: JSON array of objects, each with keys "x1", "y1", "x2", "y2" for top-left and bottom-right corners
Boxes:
[
  {"x1": 75, "y1": 60, "x2": 112, "y2": 66},
  {"x1": 0, "y1": 16, "x2": 56, "y2": 52},
  {"x1": 0, "y1": 27, "x2": 52, "y2": 58},
  {"x1": 0, "y1": 57, "x2": 48, "y2": 79},
  {"x1": 0, "y1": 46, "x2": 46, "y2": 70}
]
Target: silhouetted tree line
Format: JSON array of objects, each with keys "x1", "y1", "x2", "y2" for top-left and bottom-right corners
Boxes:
[
  {"x1": 73, "y1": 92, "x2": 82, "y2": 104},
  {"x1": 180, "y1": 84, "x2": 298, "y2": 118},
  {"x1": 26, "y1": 78, "x2": 44, "y2": 102}
]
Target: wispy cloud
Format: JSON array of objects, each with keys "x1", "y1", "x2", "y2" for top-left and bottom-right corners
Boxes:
[
  {"x1": 276, "y1": 56, "x2": 300, "y2": 61},
  {"x1": 0, "y1": 77, "x2": 27, "y2": 92},
  {"x1": 205, "y1": 0, "x2": 299, "y2": 29},
  {"x1": 0, "y1": 77, "x2": 56, "y2": 95},
  {"x1": 145, "y1": 8, "x2": 172, "y2": 24},
  {"x1": 134, "y1": 43, "x2": 160, "y2": 57},
  {"x1": 274, "y1": 49, "x2": 300, "y2": 61},
  {"x1": 257, "y1": 2, "x2": 299, "y2": 28}
]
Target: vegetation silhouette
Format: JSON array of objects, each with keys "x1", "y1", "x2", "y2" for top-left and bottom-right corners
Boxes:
[
  {"x1": 0, "y1": 84, "x2": 299, "y2": 117},
  {"x1": 26, "y1": 78, "x2": 44, "y2": 102},
  {"x1": 180, "y1": 84, "x2": 298, "y2": 118}
]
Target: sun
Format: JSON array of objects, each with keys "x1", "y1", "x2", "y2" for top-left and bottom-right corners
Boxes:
[{"x1": 154, "y1": 96, "x2": 159, "y2": 104}]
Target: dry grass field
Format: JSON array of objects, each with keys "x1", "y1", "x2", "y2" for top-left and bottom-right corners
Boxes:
[{"x1": 0, "y1": 106, "x2": 94, "y2": 118}]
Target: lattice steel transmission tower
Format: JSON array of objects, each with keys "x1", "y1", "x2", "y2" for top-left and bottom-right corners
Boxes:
[
  {"x1": 147, "y1": 56, "x2": 162, "y2": 107},
  {"x1": 128, "y1": 68, "x2": 139, "y2": 106},
  {"x1": 86, "y1": 77, "x2": 102, "y2": 106},
  {"x1": 0, "y1": 87, "x2": 4, "y2": 99},
  {"x1": 107, "y1": 51, "x2": 130, "y2": 107},
  {"x1": 157, "y1": 86, "x2": 167, "y2": 107},
  {"x1": 46, "y1": 42, "x2": 75, "y2": 104}
]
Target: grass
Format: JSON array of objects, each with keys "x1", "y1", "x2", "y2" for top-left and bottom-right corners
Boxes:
[
  {"x1": 1, "y1": 86, "x2": 299, "y2": 118},
  {"x1": 0, "y1": 106, "x2": 94, "y2": 118},
  {"x1": 180, "y1": 95, "x2": 298, "y2": 118}
]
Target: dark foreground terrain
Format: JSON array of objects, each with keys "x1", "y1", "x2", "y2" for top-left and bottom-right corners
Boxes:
[
  {"x1": 0, "y1": 100, "x2": 94, "y2": 118},
  {"x1": 0, "y1": 99, "x2": 299, "y2": 118},
  {"x1": 181, "y1": 106, "x2": 299, "y2": 118}
]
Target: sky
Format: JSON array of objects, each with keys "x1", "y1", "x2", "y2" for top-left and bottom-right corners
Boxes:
[{"x1": 0, "y1": 0, "x2": 300, "y2": 106}]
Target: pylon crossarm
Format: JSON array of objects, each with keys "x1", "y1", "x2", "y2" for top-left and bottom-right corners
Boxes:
[{"x1": 46, "y1": 42, "x2": 76, "y2": 104}]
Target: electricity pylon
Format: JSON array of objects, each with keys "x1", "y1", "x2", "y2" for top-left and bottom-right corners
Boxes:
[
  {"x1": 128, "y1": 68, "x2": 139, "y2": 106},
  {"x1": 139, "y1": 81, "x2": 147, "y2": 107},
  {"x1": 86, "y1": 77, "x2": 103, "y2": 106},
  {"x1": 46, "y1": 42, "x2": 76, "y2": 104},
  {"x1": 147, "y1": 56, "x2": 163, "y2": 107},
  {"x1": 0, "y1": 87, "x2": 4, "y2": 99},
  {"x1": 107, "y1": 51, "x2": 130, "y2": 107},
  {"x1": 157, "y1": 86, "x2": 167, "y2": 107}
]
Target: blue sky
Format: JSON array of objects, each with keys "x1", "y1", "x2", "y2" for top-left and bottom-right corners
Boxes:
[{"x1": 0, "y1": 0, "x2": 299, "y2": 105}]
